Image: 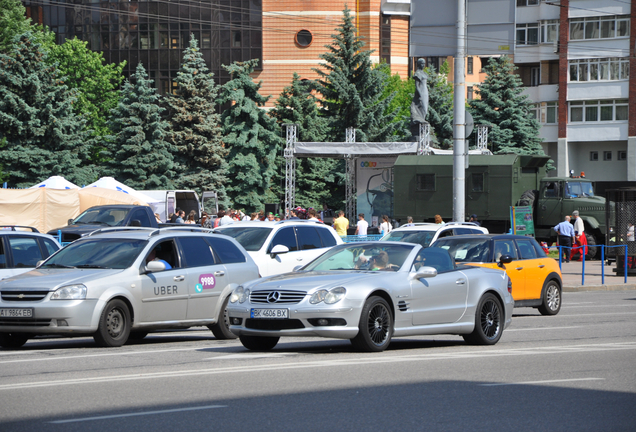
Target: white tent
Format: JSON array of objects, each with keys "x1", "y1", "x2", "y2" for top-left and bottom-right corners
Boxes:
[
  {"x1": 30, "y1": 176, "x2": 80, "y2": 190},
  {"x1": 83, "y1": 177, "x2": 162, "y2": 214}
]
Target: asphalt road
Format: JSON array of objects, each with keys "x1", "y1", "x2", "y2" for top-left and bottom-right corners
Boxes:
[{"x1": 1, "y1": 290, "x2": 635, "y2": 432}]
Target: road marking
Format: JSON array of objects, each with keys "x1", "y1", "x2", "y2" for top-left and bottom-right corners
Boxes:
[
  {"x1": 558, "y1": 312, "x2": 636, "y2": 317},
  {"x1": 48, "y1": 405, "x2": 226, "y2": 424},
  {"x1": 1, "y1": 342, "x2": 635, "y2": 391},
  {"x1": 0, "y1": 346, "x2": 206, "y2": 364},
  {"x1": 563, "y1": 304, "x2": 636, "y2": 309},
  {"x1": 479, "y1": 378, "x2": 604, "y2": 386},
  {"x1": 207, "y1": 353, "x2": 298, "y2": 360},
  {"x1": 504, "y1": 326, "x2": 582, "y2": 332}
]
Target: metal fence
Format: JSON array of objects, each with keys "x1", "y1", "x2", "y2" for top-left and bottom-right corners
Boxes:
[{"x1": 556, "y1": 244, "x2": 629, "y2": 285}]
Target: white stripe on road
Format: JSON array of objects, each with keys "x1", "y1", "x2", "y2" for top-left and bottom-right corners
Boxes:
[
  {"x1": 0, "y1": 346, "x2": 206, "y2": 364},
  {"x1": 504, "y1": 326, "x2": 582, "y2": 332},
  {"x1": 1, "y1": 342, "x2": 635, "y2": 391},
  {"x1": 48, "y1": 405, "x2": 226, "y2": 424},
  {"x1": 479, "y1": 378, "x2": 604, "y2": 386}
]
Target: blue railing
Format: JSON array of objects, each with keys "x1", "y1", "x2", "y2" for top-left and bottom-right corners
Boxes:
[
  {"x1": 556, "y1": 244, "x2": 629, "y2": 285},
  {"x1": 342, "y1": 234, "x2": 383, "y2": 243}
]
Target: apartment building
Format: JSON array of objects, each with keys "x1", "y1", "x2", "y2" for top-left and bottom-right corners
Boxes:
[{"x1": 514, "y1": 0, "x2": 635, "y2": 181}]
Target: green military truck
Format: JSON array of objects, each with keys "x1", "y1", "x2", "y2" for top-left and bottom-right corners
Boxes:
[{"x1": 393, "y1": 154, "x2": 609, "y2": 258}]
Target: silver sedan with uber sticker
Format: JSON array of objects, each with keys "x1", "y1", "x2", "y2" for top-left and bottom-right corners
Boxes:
[
  {"x1": 228, "y1": 242, "x2": 514, "y2": 352},
  {"x1": 0, "y1": 227, "x2": 260, "y2": 348}
]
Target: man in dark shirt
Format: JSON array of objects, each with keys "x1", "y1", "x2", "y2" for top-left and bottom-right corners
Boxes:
[{"x1": 554, "y1": 216, "x2": 575, "y2": 263}]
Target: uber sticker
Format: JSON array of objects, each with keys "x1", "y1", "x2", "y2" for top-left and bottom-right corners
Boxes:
[{"x1": 199, "y1": 274, "x2": 216, "y2": 290}]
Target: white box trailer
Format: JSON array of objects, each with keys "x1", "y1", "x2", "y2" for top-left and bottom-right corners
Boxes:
[{"x1": 141, "y1": 190, "x2": 218, "y2": 223}]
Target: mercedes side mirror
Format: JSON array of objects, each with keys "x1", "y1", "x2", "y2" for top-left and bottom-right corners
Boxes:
[{"x1": 411, "y1": 266, "x2": 437, "y2": 279}]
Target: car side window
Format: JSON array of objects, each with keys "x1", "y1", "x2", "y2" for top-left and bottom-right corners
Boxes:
[
  {"x1": 42, "y1": 239, "x2": 59, "y2": 257},
  {"x1": 493, "y1": 240, "x2": 518, "y2": 261},
  {"x1": 413, "y1": 247, "x2": 455, "y2": 273},
  {"x1": 8, "y1": 236, "x2": 44, "y2": 268},
  {"x1": 268, "y1": 227, "x2": 298, "y2": 253},
  {"x1": 454, "y1": 228, "x2": 478, "y2": 235},
  {"x1": 437, "y1": 229, "x2": 453, "y2": 239},
  {"x1": 296, "y1": 226, "x2": 323, "y2": 250},
  {"x1": 516, "y1": 239, "x2": 538, "y2": 260},
  {"x1": 205, "y1": 237, "x2": 246, "y2": 264},
  {"x1": 316, "y1": 226, "x2": 337, "y2": 247},
  {"x1": 178, "y1": 237, "x2": 216, "y2": 267},
  {"x1": 131, "y1": 209, "x2": 152, "y2": 227},
  {"x1": 148, "y1": 239, "x2": 180, "y2": 269},
  {"x1": 0, "y1": 240, "x2": 6, "y2": 268}
]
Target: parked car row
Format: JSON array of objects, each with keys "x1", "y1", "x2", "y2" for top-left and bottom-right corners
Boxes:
[{"x1": 0, "y1": 217, "x2": 562, "y2": 352}]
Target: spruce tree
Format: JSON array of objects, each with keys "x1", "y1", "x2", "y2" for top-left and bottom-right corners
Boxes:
[
  {"x1": 271, "y1": 72, "x2": 338, "y2": 209},
  {"x1": 469, "y1": 56, "x2": 545, "y2": 155},
  {"x1": 0, "y1": 32, "x2": 93, "y2": 187},
  {"x1": 426, "y1": 62, "x2": 454, "y2": 149},
  {"x1": 219, "y1": 59, "x2": 283, "y2": 212},
  {"x1": 105, "y1": 63, "x2": 174, "y2": 190},
  {"x1": 0, "y1": 0, "x2": 31, "y2": 54},
  {"x1": 167, "y1": 35, "x2": 228, "y2": 202},
  {"x1": 313, "y1": 7, "x2": 399, "y2": 142}
]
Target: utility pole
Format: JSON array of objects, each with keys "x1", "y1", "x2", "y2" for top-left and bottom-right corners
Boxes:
[{"x1": 453, "y1": 0, "x2": 466, "y2": 223}]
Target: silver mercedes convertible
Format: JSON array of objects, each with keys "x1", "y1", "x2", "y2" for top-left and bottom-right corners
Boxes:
[{"x1": 227, "y1": 242, "x2": 514, "y2": 352}]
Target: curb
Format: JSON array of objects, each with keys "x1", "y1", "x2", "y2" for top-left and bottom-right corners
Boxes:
[{"x1": 563, "y1": 284, "x2": 636, "y2": 292}]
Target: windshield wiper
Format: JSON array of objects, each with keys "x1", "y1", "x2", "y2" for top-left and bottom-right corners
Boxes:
[
  {"x1": 76, "y1": 264, "x2": 110, "y2": 269},
  {"x1": 42, "y1": 264, "x2": 76, "y2": 269}
]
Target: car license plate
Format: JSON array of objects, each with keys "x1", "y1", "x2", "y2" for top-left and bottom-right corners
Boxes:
[
  {"x1": 250, "y1": 308, "x2": 288, "y2": 319},
  {"x1": 0, "y1": 308, "x2": 33, "y2": 318}
]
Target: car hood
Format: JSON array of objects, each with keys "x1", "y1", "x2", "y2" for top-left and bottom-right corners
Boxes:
[
  {"x1": 0, "y1": 268, "x2": 127, "y2": 291},
  {"x1": 47, "y1": 224, "x2": 109, "y2": 236},
  {"x1": 247, "y1": 271, "x2": 380, "y2": 292}
]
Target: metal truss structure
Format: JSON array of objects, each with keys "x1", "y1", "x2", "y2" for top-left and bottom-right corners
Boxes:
[
  {"x1": 283, "y1": 124, "x2": 297, "y2": 216},
  {"x1": 344, "y1": 127, "x2": 356, "y2": 224},
  {"x1": 477, "y1": 125, "x2": 489, "y2": 153},
  {"x1": 417, "y1": 122, "x2": 431, "y2": 155}
]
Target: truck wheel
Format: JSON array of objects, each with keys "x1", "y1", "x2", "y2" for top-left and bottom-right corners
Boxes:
[
  {"x1": 517, "y1": 190, "x2": 536, "y2": 207},
  {"x1": 585, "y1": 234, "x2": 596, "y2": 260}
]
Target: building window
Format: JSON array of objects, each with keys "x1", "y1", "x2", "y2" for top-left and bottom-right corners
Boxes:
[
  {"x1": 569, "y1": 100, "x2": 629, "y2": 122},
  {"x1": 541, "y1": 20, "x2": 559, "y2": 43},
  {"x1": 546, "y1": 102, "x2": 558, "y2": 124},
  {"x1": 467, "y1": 57, "x2": 473, "y2": 75},
  {"x1": 416, "y1": 174, "x2": 435, "y2": 191},
  {"x1": 569, "y1": 58, "x2": 629, "y2": 82},
  {"x1": 618, "y1": 151, "x2": 627, "y2": 160},
  {"x1": 570, "y1": 16, "x2": 630, "y2": 41},
  {"x1": 590, "y1": 151, "x2": 599, "y2": 161},
  {"x1": 517, "y1": 0, "x2": 539, "y2": 5},
  {"x1": 516, "y1": 23, "x2": 539, "y2": 45},
  {"x1": 295, "y1": 29, "x2": 312, "y2": 47},
  {"x1": 471, "y1": 173, "x2": 484, "y2": 192},
  {"x1": 530, "y1": 103, "x2": 539, "y2": 121},
  {"x1": 604, "y1": 151, "x2": 612, "y2": 161},
  {"x1": 467, "y1": 86, "x2": 473, "y2": 100},
  {"x1": 380, "y1": 15, "x2": 391, "y2": 64}
]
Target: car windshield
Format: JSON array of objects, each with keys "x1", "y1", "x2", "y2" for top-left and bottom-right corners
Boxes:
[
  {"x1": 381, "y1": 230, "x2": 436, "y2": 248},
  {"x1": 303, "y1": 243, "x2": 416, "y2": 272},
  {"x1": 432, "y1": 238, "x2": 491, "y2": 263},
  {"x1": 565, "y1": 181, "x2": 595, "y2": 198},
  {"x1": 214, "y1": 226, "x2": 272, "y2": 251},
  {"x1": 41, "y1": 238, "x2": 148, "y2": 269},
  {"x1": 73, "y1": 207, "x2": 129, "y2": 226}
]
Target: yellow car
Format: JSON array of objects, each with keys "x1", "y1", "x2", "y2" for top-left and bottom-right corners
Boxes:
[{"x1": 432, "y1": 234, "x2": 563, "y2": 315}]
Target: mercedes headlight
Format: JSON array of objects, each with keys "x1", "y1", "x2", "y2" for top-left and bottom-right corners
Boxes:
[
  {"x1": 50, "y1": 284, "x2": 87, "y2": 300},
  {"x1": 230, "y1": 286, "x2": 250, "y2": 304},
  {"x1": 310, "y1": 287, "x2": 346, "y2": 305}
]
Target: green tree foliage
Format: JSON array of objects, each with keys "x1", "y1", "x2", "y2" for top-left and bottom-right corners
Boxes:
[
  {"x1": 271, "y1": 72, "x2": 339, "y2": 209},
  {"x1": 219, "y1": 59, "x2": 283, "y2": 212},
  {"x1": 313, "y1": 7, "x2": 399, "y2": 142},
  {"x1": 0, "y1": 32, "x2": 93, "y2": 187},
  {"x1": 166, "y1": 35, "x2": 228, "y2": 203},
  {"x1": 426, "y1": 62, "x2": 454, "y2": 149},
  {"x1": 0, "y1": 0, "x2": 31, "y2": 54},
  {"x1": 376, "y1": 63, "x2": 412, "y2": 140},
  {"x1": 469, "y1": 56, "x2": 545, "y2": 155},
  {"x1": 104, "y1": 63, "x2": 174, "y2": 190},
  {"x1": 47, "y1": 37, "x2": 125, "y2": 139}
]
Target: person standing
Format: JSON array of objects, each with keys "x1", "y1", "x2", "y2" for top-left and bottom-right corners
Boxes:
[
  {"x1": 175, "y1": 210, "x2": 185, "y2": 224},
  {"x1": 434, "y1": 214, "x2": 444, "y2": 224},
  {"x1": 554, "y1": 216, "x2": 575, "y2": 263},
  {"x1": 355, "y1": 213, "x2": 368, "y2": 236},
  {"x1": 570, "y1": 210, "x2": 588, "y2": 261},
  {"x1": 380, "y1": 215, "x2": 392, "y2": 236},
  {"x1": 469, "y1": 214, "x2": 480, "y2": 226},
  {"x1": 333, "y1": 210, "x2": 349, "y2": 237},
  {"x1": 627, "y1": 222, "x2": 634, "y2": 241},
  {"x1": 404, "y1": 216, "x2": 414, "y2": 227}
]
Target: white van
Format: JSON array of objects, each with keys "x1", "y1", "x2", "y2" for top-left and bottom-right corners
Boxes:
[{"x1": 141, "y1": 190, "x2": 218, "y2": 223}]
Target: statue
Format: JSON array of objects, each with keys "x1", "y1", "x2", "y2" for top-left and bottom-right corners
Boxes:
[{"x1": 411, "y1": 58, "x2": 429, "y2": 124}]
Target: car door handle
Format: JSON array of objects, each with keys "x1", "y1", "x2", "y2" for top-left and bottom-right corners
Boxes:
[
  {"x1": 456, "y1": 279, "x2": 466, "y2": 285},
  {"x1": 173, "y1": 275, "x2": 185, "y2": 282},
  {"x1": 297, "y1": 258, "x2": 303, "y2": 261},
  {"x1": 515, "y1": 267, "x2": 523, "y2": 271},
  {"x1": 538, "y1": 265, "x2": 545, "y2": 268},
  {"x1": 214, "y1": 271, "x2": 225, "y2": 276}
]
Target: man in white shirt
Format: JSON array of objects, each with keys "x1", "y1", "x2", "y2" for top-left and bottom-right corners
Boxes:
[
  {"x1": 570, "y1": 210, "x2": 587, "y2": 261},
  {"x1": 355, "y1": 213, "x2": 368, "y2": 236}
]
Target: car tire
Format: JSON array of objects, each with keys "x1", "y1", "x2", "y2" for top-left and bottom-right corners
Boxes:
[
  {"x1": 0, "y1": 333, "x2": 30, "y2": 349},
  {"x1": 93, "y1": 299, "x2": 131, "y2": 347},
  {"x1": 538, "y1": 279, "x2": 561, "y2": 316},
  {"x1": 463, "y1": 293, "x2": 503, "y2": 345},
  {"x1": 209, "y1": 296, "x2": 238, "y2": 340},
  {"x1": 239, "y1": 335, "x2": 279, "y2": 351},
  {"x1": 350, "y1": 296, "x2": 393, "y2": 352}
]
